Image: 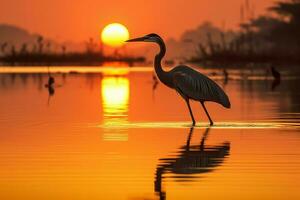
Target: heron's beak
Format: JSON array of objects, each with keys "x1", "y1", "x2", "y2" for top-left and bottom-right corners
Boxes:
[{"x1": 126, "y1": 36, "x2": 146, "y2": 42}]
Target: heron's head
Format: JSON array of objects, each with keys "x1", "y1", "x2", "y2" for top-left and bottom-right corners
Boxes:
[{"x1": 126, "y1": 33, "x2": 162, "y2": 43}]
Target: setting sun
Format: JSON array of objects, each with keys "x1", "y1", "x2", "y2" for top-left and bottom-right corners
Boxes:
[{"x1": 101, "y1": 23, "x2": 129, "y2": 47}]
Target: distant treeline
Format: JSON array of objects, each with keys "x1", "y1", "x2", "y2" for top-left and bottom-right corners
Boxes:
[
  {"x1": 190, "y1": 0, "x2": 300, "y2": 64},
  {"x1": 0, "y1": 36, "x2": 145, "y2": 66}
]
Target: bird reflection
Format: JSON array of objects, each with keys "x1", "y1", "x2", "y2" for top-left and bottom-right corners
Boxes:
[
  {"x1": 46, "y1": 84, "x2": 55, "y2": 105},
  {"x1": 155, "y1": 127, "x2": 230, "y2": 200},
  {"x1": 271, "y1": 78, "x2": 281, "y2": 91}
]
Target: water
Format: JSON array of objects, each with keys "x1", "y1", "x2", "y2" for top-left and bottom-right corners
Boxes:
[{"x1": 0, "y1": 66, "x2": 300, "y2": 200}]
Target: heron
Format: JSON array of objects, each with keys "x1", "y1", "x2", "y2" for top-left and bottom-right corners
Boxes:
[{"x1": 126, "y1": 33, "x2": 230, "y2": 126}]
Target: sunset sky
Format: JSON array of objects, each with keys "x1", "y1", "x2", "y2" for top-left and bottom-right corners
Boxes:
[{"x1": 1, "y1": 0, "x2": 274, "y2": 42}]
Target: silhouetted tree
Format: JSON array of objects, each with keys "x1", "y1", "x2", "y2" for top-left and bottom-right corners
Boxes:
[
  {"x1": 20, "y1": 43, "x2": 28, "y2": 55},
  {"x1": 46, "y1": 41, "x2": 51, "y2": 53},
  {"x1": 1, "y1": 42, "x2": 8, "y2": 54},
  {"x1": 199, "y1": 0, "x2": 300, "y2": 63},
  {"x1": 37, "y1": 35, "x2": 44, "y2": 54},
  {"x1": 269, "y1": 0, "x2": 300, "y2": 52},
  {"x1": 31, "y1": 44, "x2": 37, "y2": 53},
  {"x1": 246, "y1": 0, "x2": 300, "y2": 55},
  {"x1": 61, "y1": 45, "x2": 66, "y2": 55},
  {"x1": 11, "y1": 45, "x2": 16, "y2": 57},
  {"x1": 85, "y1": 38, "x2": 97, "y2": 54}
]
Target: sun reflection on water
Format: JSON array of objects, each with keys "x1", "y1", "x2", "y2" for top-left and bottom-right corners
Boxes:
[{"x1": 101, "y1": 76, "x2": 129, "y2": 141}]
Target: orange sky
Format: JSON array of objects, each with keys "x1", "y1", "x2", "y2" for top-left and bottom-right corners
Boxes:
[{"x1": 0, "y1": 0, "x2": 275, "y2": 42}]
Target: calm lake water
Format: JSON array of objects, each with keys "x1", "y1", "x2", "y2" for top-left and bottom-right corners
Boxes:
[{"x1": 0, "y1": 66, "x2": 300, "y2": 200}]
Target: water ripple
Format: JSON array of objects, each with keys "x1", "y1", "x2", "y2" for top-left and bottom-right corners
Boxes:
[{"x1": 94, "y1": 120, "x2": 300, "y2": 129}]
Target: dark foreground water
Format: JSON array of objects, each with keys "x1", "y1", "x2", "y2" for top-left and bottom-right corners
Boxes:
[{"x1": 0, "y1": 66, "x2": 300, "y2": 200}]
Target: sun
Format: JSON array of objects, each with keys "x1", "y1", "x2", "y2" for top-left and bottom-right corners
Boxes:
[{"x1": 101, "y1": 23, "x2": 129, "y2": 47}]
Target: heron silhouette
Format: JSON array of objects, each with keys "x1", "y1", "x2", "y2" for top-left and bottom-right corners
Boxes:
[{"x1": 127, "y1": 33, "x2": 230, "y2": 126}]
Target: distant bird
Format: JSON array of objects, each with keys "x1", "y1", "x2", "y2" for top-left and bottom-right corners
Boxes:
[
  {"x1": 223, "y1": 69, "x2": 229, "y2": 86},
  {"x1": 45, "y1": 65, "x2": 55, "y2": 87},
  {"x1": 270, "y1": 65, "x2": 281, "y2": 91},
  {"x1": 47, "y1": 76, "x2": 55, "y2": 86},
  {"x1": 126, "y1": 34, "x2": 230, "y2": 125},
  {"x1": 44, "y1": 66, "x2": 55, "y2": 106},
  {"x1": 223, "y1": 69, "x2": 229, "y2": 80},
  {"x1": 270, "y1": 66, "x2": 281, "y2": 81},
  {"x1": 44, "y1": 75, "x2": 55, "y2": 88}
]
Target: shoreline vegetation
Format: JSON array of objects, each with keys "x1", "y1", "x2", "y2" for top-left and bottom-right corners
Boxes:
[
  {"x1": 0, "y1": 52, "x2": 145, "y2": 66},
  {"x1": 188, "y1": 0, "x2": 300, "y2": 65},
  {"x1": 0, "y1": 36, "x2": 145, "y2": 66}
]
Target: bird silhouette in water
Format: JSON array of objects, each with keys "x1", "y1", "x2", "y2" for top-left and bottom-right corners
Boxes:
[
  {"x1": 271, "y1": 65, "x2": 281, "y2": 80},
  {"x1": 223, "y1": 69, "x2": 229, "y2": 85},
  {"x1": 45, "y1": 66, "x2": 55, "y2": 105},
  {"x1": 45, "y1": 65, "x2": 55, "y2": 88},
  {"x1": 154, "y1": 127, "x2": 230, "y2": 200},
  {"x1": 270, "y1": 65, "x2": 281, "y2": 91},
  {"x1": 127, "y1": 34, "x2": 230, "y2": 126}
]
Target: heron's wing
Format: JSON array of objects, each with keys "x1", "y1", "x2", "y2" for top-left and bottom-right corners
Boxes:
[{"x1": 172, "y1": 69, "x2": 230, "y2": 108}]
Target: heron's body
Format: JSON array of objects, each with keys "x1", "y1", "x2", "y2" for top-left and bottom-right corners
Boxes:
[
  {"x1": 127, "y1": 33, "x2": 230, "y2": 126},
  {"x1": 169, "y1": 66, "x2": 230, "y2": 107}
]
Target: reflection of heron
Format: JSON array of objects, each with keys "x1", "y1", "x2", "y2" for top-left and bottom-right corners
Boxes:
[
  {"x1": 152, "y1": 73, "x2": 159, "y2": 95},
  {"x1": 127, "y1": 34, "x2": 230, "y2": 126},
  {"x1": 154, "y1": 127, "x2": 230, "y2": 200}
]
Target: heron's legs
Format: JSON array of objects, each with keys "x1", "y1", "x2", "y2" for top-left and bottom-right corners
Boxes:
[
  {"x1": 186, "y1": 99, "x2": 196, "y2": 126},
  {"x1": 201, "y1": 102, "x2": 214, "y2": 126}
]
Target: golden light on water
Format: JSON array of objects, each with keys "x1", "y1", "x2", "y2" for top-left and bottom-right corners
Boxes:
[
  {"x1": 1, "y1": 68, "x2": 300, "y2": 199},
  {"x1": 102, "y1": 77, "x2": 129, "y2": 116},
  {"x1": 101, "y1": 23, "x2": 129, "y2": 47},
  {"x1": 101, "y1": 76, "x2": 130, "y2": 141}
]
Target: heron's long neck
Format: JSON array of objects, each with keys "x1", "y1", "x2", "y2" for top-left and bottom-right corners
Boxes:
[{"x1": 154, "y1": 40, "x2": 174, "y2": 88}]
